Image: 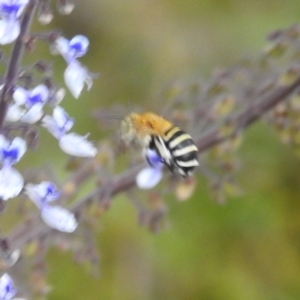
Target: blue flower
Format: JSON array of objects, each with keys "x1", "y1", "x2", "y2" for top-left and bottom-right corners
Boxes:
[
  {"x1": 42, "y1": 106, "x2": 74, "y2": 139},
  {"x1": 0, "y1": 135, "x2": 26, "y2": 200},
  {"x1": 54, "y1": 35, "x2": 92, "y2": 98},
  {"x1": 55, "y1": 35, "x2": 89, "y2": 63},
  {"x1": 6, "y1": 85, "x2": 50, "y2": 123},
  {"x1": 42, "y1": 106, "x2": 97, "y2": 157},
  {"x1": 13, "y1": 85, "x2": 49, "y2": 107},
  {"x1": 25, "y1": 181, "x2": 60, "y2": 207},
  {"x1": 0, "y1": 0, "x2": 29, "y2": 45},
  {"x1": 136, "y1": 149, "x2": 164, "y2": 189},
  {"x1": 25, "y1": 182, "x2": 78, "y2": 233},
  {"x1": 0, "y1": 273, "x2": 17, "y2": 300},
  {"x1": 0, "y1": 0, "x2": 28, "y2": 18}
]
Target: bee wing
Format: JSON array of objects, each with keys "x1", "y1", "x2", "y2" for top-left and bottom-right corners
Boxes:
[{"x1": 154, "y1": 136, "x2": 172, "y2": 165}]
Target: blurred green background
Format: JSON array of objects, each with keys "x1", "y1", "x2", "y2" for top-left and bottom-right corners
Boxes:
[{"x1": 19, "y1": 0, "x2": 300, "y2": 299}]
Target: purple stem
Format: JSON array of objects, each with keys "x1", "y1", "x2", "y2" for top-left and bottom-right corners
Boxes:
[{"x1": 0, "y1": 0, "x2": 37, "y2": 131}]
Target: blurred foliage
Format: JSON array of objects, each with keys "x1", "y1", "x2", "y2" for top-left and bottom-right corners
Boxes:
[{"x1": 4, "y1": 0, "x2": 300, "y2": 299}]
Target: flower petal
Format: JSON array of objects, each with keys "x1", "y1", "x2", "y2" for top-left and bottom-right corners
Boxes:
[
  {"x1": 13, "y1": 87, "x2": 28, "y2": 105},
  {"x1": 0, "y1": 136, "x2": 27, "y2": 165},
  {"x1": 0, "y1": 135, "x2": 9, "y2": 149},
  {"x1": 20, "y1": 103, "x2": 44, "y2": 123},
  {"x1": 15, "y1": 0, "x2": 29, "y2": 17},
  {"x1": 59, "y1": 133, "x2": 97, "y2": 157},
  {"x1": 25, "y1": 181, "x2": 60, "y2": 208},
  {"x1": 42, "y1": 114, "x2": 62, "y2": 139},
  {"x1": 41, "y1": 205, "x2": 77, "y2": 232},
  {"x1": 31, "y1": 84, "x2": 49, "y2": 103},
  {"x1": 0, "y1": 18, "x2": 20, "y2": 45},
  {"x1": 0, "y1": 0, "x2": 29, "y2": 17},
  {"x1": 136, "y1": 167, "x2": 162, "y2": 189},
  {"x1": 64, "y1": 61, "x2": 92, "y2": 98},
  {"x1": 145, "y1": 148, "x2": 164, "y2": 169},
  {"x1": 0, "y1": 273, "x2": 17, "y2": 300},
  {"x1": 5, "y1": 103, "x2": 25, "y2": 122},
  {"x1": 0, "y1": 167, "x2": 24, "y2": 200},
  {"x1": 69, "y1": 35, "x2": 89, "y2": 58},
  {"x1": 53, "y1": 106, "x2": 74, "y2": 130},
  {"x1": 55, "y1": 36, "x2": 70, "y2": 57},
  {"x1": 9, "y1": 137, "x2": 26, "y2": 162},
  {"x1": 51, "y1": 88, "x2": 65, "y2": 106},
  {"x1": 55, "y1": 35, "x2": 89, "y2": 62},
  {"x1": 42, "y1": 107, "x2": 74, "y2": 139}
]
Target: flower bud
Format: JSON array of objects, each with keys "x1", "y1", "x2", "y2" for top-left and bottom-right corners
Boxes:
[
  {"x1": 57, "y1": 0, "x2": 75, "y2": 15},
  {"x1": 38, "y1": 4, "x2": 54, "y2": 24}
]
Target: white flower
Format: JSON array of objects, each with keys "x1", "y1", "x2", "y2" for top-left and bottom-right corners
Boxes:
[
  {"x1": 0, "y1": 167, "x2": 23, "y2": 200},
  {"x1": 41, "y1": 205, "x2": 77, "y2": 233},
  {"x1": 5, "y1": 104, "x2": 24, "y2": 122},
  {"x1": 13, "y1": 85, "x2": 49, "y2": 106},
  {"x1": 0, "y1": 273, "x2": 17, "y2": 300},
  {"x1": 25, "y1": 182, "x2": 78, "y2": 233},
  {"x1": 0, "y1": 135, "x2": 26, "y2": 166},
  {"x1": 55, "y1": 35, "x2": 89, "y2": 63},
  {"x1": 136, "y1": 149, "x2": 164, "y2": 189},
  {"x1": 136, "y1": 167, "x2": 163, "y2": 189},
  {"x1": 19, "y1": 103, "x2": 44, "y2": 123},
  {"x1": 25, "y1": 181, "x2": 60, "y2": 208},
  {"x1": 53, "y1": 35, "x2": 93, "y2": 98},
  {"x1": 42, "y1": 107, "x2": 97, "y2": 157},
  {"x1": 7, "y1": 85, "x2": 50, "y2": 123},
  {"x1": 42, "y1": 106, "x2": 74, "y2": 139},
  {"x1": 0, "y1": 0, "x2": 29, "y2": 18},
  {"x1": 59, "y1": 133, "x2": 97, "y2": 157},
  {"x1": 0, "y1": 18, "x2": 20, "y2": 45},
  {"x1": 6, "y1": 103, "x2": 44, "y2": 124},
  {"x1": 0, "y1": 0, "x2": 29, "y2": 45},
  {"x1": 64, "y1": 60, "x2": 92, "y2": 99},
  {"x1": 0, "y1": 136, "x2": 26, "y2": 200}
]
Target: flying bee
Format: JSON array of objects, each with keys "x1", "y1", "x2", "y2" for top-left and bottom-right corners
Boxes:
[{"x1": 121, "y1": 112, "x2": 199, "y2": 177}]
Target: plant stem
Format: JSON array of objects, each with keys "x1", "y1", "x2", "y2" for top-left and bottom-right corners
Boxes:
[
  {"x1": 197, "y1": 76, "x2": 300, "y2": 151},
  {"x1": 0, "y1": 0, "x2": 37, "y2": 130},
  {"x1": 8, "y1": 75, "x2": 300, "y2": 249}
]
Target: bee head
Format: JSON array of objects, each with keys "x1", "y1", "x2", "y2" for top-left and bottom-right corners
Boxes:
[{"x1": 120, "y1": 116, "x2": 136, "y2": 144}]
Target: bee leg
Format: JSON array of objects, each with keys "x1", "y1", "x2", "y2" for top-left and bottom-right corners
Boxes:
[{"x1": 165, "y1": 162, "x2": 174, "y2": 173}]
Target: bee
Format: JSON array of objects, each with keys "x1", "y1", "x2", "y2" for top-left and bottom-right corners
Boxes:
[{"x1": 121, "y1": 112, "x2": 199, "y2": 177}]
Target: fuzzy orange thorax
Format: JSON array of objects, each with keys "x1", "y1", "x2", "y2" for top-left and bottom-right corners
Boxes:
[{"x1": 129, "y1": 112, "x2": 173, "y2": 137}]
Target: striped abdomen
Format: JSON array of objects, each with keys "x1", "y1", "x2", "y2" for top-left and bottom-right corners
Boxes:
[{"x1": 150, "y1": 127, "x2": 199, "y2": 177}]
